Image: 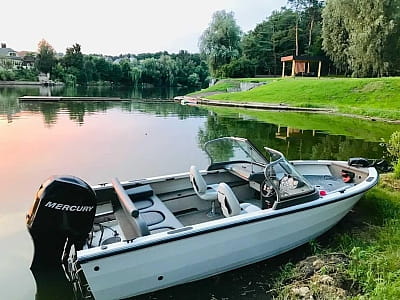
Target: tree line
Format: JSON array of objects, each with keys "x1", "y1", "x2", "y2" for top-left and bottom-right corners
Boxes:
[
  {"x1": 199, "y1": 0, "x2": 400, "y2": 78},
  {"x1": 34, "y1": 41, "x2": 210, "y2": 87}
]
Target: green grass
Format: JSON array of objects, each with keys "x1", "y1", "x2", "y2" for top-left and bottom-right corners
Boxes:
[
  {"x1": 270, "y1": 174, "x2": 400, "y2": 299},
  {"x1": 345, "y1": 183, "x2": 400, "y2": 299},
  {"x1": 189, "y1": 79, "x2": 239, "y2": 94},
  {"x1": 316, "y1": 175, "x2": 400, "y2": 298},
  {"x1": 188, "y1": 78, "x2": 277, "y2": 95},
  {"x1": 192, "y1": 77, "x2": 400, "y2": 120}
]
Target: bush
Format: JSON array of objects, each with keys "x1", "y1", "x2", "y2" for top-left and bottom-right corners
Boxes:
[
  {"x1": 14, "y1": 68, "x2": 38, "y2": 81},
  {"x1": 394, "y1": 160, "x2": 400, "y2": 179},
  {"x1": 219, "y1": 57, "x2": 256, "y2": 78},
  {"x1": 387, "y1": 131, "x2": 400, "y2": 179},
  {"x1": 187, "y1": 73, "x2": 200, "y2": 86},
  {"x1": 388, "y1": 131, "x2": 400, "y2": 159},
  {"x1": 0, "y1": 68, "x2": 16, "y2": 81}
]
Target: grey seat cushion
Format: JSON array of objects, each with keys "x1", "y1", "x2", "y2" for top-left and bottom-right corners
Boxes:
[
  {"x1": 141, "y1": 211, "x2": 165, "y2": 226},
  {"x1": 134, "y1": 199, "x2": 153, "y2": 210}
]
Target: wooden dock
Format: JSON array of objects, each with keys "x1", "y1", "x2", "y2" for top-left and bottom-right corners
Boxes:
[{"x1": 18, "y1": 96, "x2": 123, "y2": 102}]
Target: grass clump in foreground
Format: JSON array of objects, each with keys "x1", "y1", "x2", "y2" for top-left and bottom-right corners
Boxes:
[
  {"x1": 193, "y1": 77, "x2": 400, "y2": 120},
  {"x1": 272, "y1": 174, "x2": 400, "y2": 299}
]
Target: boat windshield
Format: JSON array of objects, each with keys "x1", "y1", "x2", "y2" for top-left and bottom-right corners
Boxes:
[
  {"x1": 204, "y1": 137, "x2": 268, "y2": 166},
  {"x1": 263, "y1": 147, "x2": 315, "y2": 201}
]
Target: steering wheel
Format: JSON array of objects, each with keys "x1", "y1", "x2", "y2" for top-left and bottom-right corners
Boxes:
[
  {"x1": 261, "y1": 178, "x2": 279, "y2": 208},
  {"x1": 261, "y1": 179, "x2": 276, "y2": 198}
]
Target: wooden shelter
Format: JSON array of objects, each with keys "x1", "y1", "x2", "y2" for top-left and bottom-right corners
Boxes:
[{"x1": 281, "y1": 55, "x2": 324, "y2": 78}]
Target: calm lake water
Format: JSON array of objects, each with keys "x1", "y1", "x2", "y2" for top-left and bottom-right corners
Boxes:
[{"x1": 1, "y1": 85, "x2": 399, "y2": 299}]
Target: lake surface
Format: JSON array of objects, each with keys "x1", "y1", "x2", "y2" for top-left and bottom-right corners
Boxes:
[{"x1": 1, "y1": 85, "x2": 399, "y2": 299}]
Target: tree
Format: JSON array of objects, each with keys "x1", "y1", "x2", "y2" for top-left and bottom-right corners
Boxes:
[
  {"x1": 63, "y1": 43, "x2": 83, "y2": 69},
  {"x1": 288, "y1": 0, "x2": 324, "y2": 56},
  {"x1": 199, "y1": 10, "x2": 242, "y2": 77},
  {"x1": 322, "y1": 0, "x2": 400, "y2": 77},
  {"x1": 158, "y1": 55, "x2": 177, "y2": 86},
  {"x1": 242, "y1": 8, "x2": 298, "y2": 75},
  {"x1": 35, "y1": 39, "x2": 56, "y2": 74},
  {"x1": 321, "y1": 0, "x2": 351, "y2": 74},
  {"x1": 62, "y1": 43, "x2": 85, "y2": 83},
  {"x1": 119, "y1": 59, "x2": 133, "y2": 85},
  {"x1": 82, "y1": 56, "x2": 97, "y2": 83}
]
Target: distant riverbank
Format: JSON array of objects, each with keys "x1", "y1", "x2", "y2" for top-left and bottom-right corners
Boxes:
[
  {"x1": 0, "y1": 80, "x2": 64, "y2": 86},
  {"x1": 189, "y1": 77, "x2": 400, "y2": 122}
]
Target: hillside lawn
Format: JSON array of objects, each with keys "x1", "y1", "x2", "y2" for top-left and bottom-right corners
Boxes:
[{"x1": 191, "y1": 77, "x2": 400, "y2": 121}]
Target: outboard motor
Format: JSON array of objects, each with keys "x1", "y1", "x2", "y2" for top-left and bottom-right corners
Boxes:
[{"x1": 27, "y1": 175, "x2": 97, "y2": 270}]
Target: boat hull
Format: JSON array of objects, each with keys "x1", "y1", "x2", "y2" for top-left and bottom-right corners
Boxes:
[{"x1": 79, "y1": 192, "x2": 362, "y2": 300}]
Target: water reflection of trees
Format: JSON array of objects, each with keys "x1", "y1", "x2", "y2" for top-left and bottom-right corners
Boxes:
[
  {"x1": 198, "y1": 113, "x2": 386, "y2": 161},
  {"x1": 0, "y1": 86, "x2": 202, "y2": 125},
  {"x1": 16, "y1": 101, "x2": 208, "y2": 126},
  {"x1": 50, "y1": 86, "x2": 195, "y2": 100}
]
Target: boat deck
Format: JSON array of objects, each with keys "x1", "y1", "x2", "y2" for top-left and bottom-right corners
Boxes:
[{"x1": 304, "y1": 175, "x2": 355, "y2": 192}]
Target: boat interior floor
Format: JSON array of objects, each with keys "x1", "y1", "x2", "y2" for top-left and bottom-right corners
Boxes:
[
  {"x1": 176, "y1": 208, "x2": 223, "y2": 226},
  {"x1": 304, "y1": 175, "x2": 355, "y2": 192}
]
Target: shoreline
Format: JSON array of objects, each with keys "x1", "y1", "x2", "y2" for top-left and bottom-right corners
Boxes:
[
  {"x1": 0, "y1": 80, "x2": 64, "y2": 86},
  {"x1": 181, "y1": 95, "x2": 400, "y2": 124}
]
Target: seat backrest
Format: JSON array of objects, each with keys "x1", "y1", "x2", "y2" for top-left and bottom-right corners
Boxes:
[
  {"x1": 111, "y1": 178, "x2": 150, "y2": 239},
  {"x1": 217, "y1": 182, "x2": 241, "y2": 217},
  {"x1": 190, "y1": 165, "x2": 207, "y2": 194}
]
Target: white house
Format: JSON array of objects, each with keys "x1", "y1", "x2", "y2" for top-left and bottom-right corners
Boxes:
[{"x1": 0, "y1": 43, "x2": 23, "y2": 69}]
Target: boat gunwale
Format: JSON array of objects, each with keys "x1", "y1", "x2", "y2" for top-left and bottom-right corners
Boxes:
[{"x1": 77, "y1": 167, "x2": 378, "y2": 264}]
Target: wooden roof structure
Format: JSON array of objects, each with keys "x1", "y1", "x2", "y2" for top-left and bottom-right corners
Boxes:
[{"x1": 281, "y1": 55, "x2": 324, "y2": 78}]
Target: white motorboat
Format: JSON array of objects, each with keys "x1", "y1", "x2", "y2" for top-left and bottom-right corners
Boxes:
[{"x1": 27, "y1": 137, "x2": 379, "y2": 300}]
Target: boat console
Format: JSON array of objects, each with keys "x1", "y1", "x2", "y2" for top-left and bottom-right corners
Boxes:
[{"x1": 204, "y1": 137, "x2": 319, "y2": 209}]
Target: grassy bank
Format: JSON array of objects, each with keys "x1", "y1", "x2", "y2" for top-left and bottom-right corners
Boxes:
[
  {"x1": 272, "y1": 174, "x2": 400, "y2": 299},
  {"x1": 191, "y1": 77, "x2": 400, "y2": 121}
]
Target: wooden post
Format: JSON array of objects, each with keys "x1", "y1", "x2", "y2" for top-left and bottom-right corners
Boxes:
[
  {"x1": 282, "y1": 61, "x2": 285, "y2": 78},
  {"x1": 317, "y1": 61, "x2": 322, "y2": 78},
  {"x1": 291, "y1": 60, "x2": 296, "y2": 77}
]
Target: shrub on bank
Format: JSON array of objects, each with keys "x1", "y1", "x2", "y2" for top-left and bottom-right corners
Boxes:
[{"x1": 388, "y1": 131, "x2": 400, "y2": 179}]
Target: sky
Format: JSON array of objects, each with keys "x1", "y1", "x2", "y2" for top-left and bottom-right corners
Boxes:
[{"x1": 1, "y1": 0, "x2": 287, "y2": 56}]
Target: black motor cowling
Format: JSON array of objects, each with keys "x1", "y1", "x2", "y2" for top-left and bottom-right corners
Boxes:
[{"x1": 27, "y1": 175, "x2": 97, "y2": 269}]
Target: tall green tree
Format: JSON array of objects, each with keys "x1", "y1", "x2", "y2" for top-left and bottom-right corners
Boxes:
[
  {"x1": 242, "y1": 8, "x2": 298, "y2": 75},
  {"x1": 322, "y1": 0, "x2": 400, "y2": 77},
  {"x1": 321, "y1": 0, "x2": 351, "y2": 74},
  {"x1": 119, "y1": 59, "x2": 133, "y2": 85},
  {"x1": 288, "y1": 0, "x2": 324, "y2": 56},
  {"x1": 62, "y1": 43, "x2": 85, "y2": 83},
  {"x1": 35, "y1": 39, "x2": 56, "y2": 74},
  {"x1": 199, "y1": 10, "x2": 242, "y2": 77},
  {"x1": 158, "y1": 55, "x2": 177, "y2": 86}
]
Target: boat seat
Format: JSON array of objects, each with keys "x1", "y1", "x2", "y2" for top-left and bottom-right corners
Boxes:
[
  {"x1": 217, "y1": 182, "x2": 261, "y2": 217},
  {"x1": 125, "y1": 184, "x2": 183, "y2": 233},
  {"x1": 111, "y1": 178, "x2": 150, "y2": 240},
  {"x1": 112, "y1": 179, "x2": 183, "y2": 239},
  {"x1": 189, "y1": 165, "x2": 219, "y2": 216}
]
